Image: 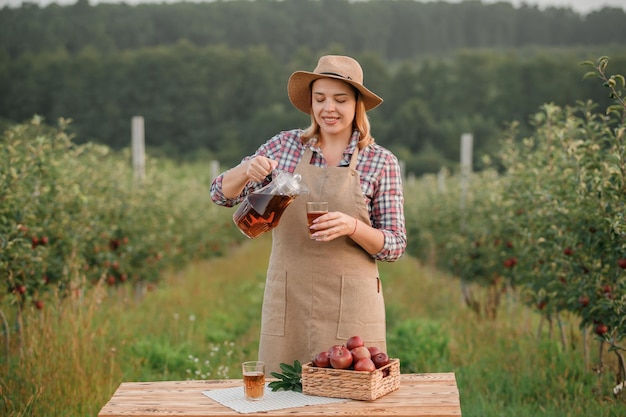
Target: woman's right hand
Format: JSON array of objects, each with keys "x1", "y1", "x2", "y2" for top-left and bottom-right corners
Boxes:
[
  {"x1": 246, "y1": 156, "x2": 278, "y2": 182},
  {"x1": 220, "y1": 155, "x2": 278, "y2": 199}
]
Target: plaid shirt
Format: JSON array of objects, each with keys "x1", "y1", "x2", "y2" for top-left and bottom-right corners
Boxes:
[{"x1": 210, "y1": 129, "x2": 406, "y2": 262}]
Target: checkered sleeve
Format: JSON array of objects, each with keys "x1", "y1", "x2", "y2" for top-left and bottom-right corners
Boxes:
[
  {"x1": 366, "y1": 148, "x2": 407, "y2": 262},
  {"x1": 210, "y1": 130, "x2": 304, "y2": 207}
]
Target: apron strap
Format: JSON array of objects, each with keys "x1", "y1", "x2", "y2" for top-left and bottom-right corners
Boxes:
[{"x1": 349, "y1": 146, "x2": 359, "y2": 169}]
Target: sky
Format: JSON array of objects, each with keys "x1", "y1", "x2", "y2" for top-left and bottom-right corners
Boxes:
[{"x1": 0, "y1": 0, "x2": 625, "y2": 15}]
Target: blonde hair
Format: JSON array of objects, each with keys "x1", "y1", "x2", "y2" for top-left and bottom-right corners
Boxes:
[{"x1": 301, "y1": 93, "x2": 375, "y2": 150}]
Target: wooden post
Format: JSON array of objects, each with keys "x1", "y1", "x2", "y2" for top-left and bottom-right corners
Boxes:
[
  {"x1": 131, "y1": 116, "x2": 145, "y2": 182},
  {"x1": 437, "y1": 167, "x2": 447, "y2": 192},
  {"x1": 460, "y1": 133, "x2": 473, "y2": 305},
  {"x1": 210, "y1": 160, "x2": 220, "y2": 181},
  {"x1": 460, "y1": 133, "x2": 473, "y2": 215}
]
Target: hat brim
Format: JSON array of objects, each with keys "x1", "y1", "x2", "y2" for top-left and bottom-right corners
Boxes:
[{"x1": 287, "y1": 71, "x2": 383, "y2": 114}]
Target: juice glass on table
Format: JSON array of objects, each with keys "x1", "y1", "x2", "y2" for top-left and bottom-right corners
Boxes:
[{"x1": 242, "y1": 361, "x2": 265, "y2": 401}]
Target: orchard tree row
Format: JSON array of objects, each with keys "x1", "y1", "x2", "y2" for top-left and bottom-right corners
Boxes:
[
  {"x1": 2, "y1": 0, "x2": 625, "y2": 61},
  {"x1": 1, "y1": 42, "x2": 625, "y2": 177},
  {"x1": 0, "y1": 116, "x2": 241, "y2": 323},
  {"x1": 405, "y1": 57, "x2": 626, "y2": 396}
]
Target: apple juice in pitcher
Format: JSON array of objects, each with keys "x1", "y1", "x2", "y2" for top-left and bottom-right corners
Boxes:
[
  {"x1": 233, "y1": 171, "x2": 308, "y2": 238},
  {"x1": 234, "y1": 193, "x2": 295, "y2": 238}
]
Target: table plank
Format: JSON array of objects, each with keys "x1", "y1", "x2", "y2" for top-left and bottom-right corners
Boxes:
[{"x1": 98, "y1": 373, "x2": 461, "y2": 417}]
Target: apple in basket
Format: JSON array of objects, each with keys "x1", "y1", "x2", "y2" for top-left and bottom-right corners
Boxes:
[
  {"x1": 312, "y1": 351, "x2": 331, "y2": 368},
  {"x1": 312, "y1": 336, "x2": 392, "y2": 371},
  {"x1": 346, "y1": 335, "x2": 364, "y2": 350},
  {"x1": 350, "y1": 345, "x2": 371, "y2": 362},
  {"x1": 329, "y1": 345, "x2": 353, "y2": 369},
  {"x1": 372, "y1": 352, "x2": 390, "y2": 369},
  {"x1": 367, "y1": 346, "x2": 382, "y2": 356},
  {"x1": 353, "y1": 357, "x2": 376, "y2": 372}
]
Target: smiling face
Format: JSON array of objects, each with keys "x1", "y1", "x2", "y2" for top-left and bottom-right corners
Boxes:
[{"x1": 311, "y1": 78, "x2": 357, "y2": 142}]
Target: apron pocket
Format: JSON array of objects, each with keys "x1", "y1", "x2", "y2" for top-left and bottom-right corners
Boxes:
[
  {"x1": 337, "y1": 275, "x2": 386, "y2": 341},
  {"x1": 260, "y1": 269, "x2": 287, "y2": 336}
]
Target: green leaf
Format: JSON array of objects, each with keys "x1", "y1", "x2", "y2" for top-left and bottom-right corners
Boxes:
[
  {"x1": 607, "y1": 105, "x2": 623, "y2": 115},
  {"x1": 581, "y1": 71, "x2": 597, "y2": 80},
  {"x1": 269, "y1": 360, "x2": 302, "y2": 392}
]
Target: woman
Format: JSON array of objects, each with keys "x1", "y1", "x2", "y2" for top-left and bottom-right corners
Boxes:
[{"x1": 210, "y1": 55, "x2": 406, "y2": 374}]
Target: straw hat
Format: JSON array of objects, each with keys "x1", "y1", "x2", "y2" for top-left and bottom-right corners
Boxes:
[{"x1": 287, "y1": 55, "x2": 383, "y2": 114}]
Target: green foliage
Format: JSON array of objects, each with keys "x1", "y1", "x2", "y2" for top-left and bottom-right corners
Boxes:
[
  {"x1": 2, "y1": 236, "x2": 625, "y2": 416},
  {"x1": 131, "y1": 339, "x2": 191, "y2": 375},
  {"x1": 130, "y1": 338, "x2": 234, "y2": 381},
  {"x1": 388, "y1": 318, "x2": 449, "y2": 373},
  {"x1": 0, "y1": 115, "x2": 242, "y2": 314},
  {"x1": 2, "y1": 1, "x2": 625, "y2": 60},
  {"x1": 1, "y1": 2, "x2": 626, "y2": 173},
  {"x1": 269, "y1": 360, "x2": 303, "y2": 393},
  {"x1": 3, "y1": 46, "x2": 624, "y2": 174},
  {"x1": 405, "y1": 56, "x2": 626, "y2": 396}
]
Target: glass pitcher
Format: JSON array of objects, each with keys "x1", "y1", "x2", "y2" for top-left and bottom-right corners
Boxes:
[{"x1": 233, "y1": 170, "x2": 309, "y2": 238}]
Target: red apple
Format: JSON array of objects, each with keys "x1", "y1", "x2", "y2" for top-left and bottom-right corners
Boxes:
[
  {"x1": 595, "y1": 323, "x2": 608, "y2": 336},
  {"x1": 367, "y1": 346, "x2": 382, "y2": 356},
  {"x1": 372, "y1": 352, "x2": 389, "y2": 369},
  {"x1": 353, "y1": 357, "x2": 376, "y2": 372},
  {"x1": 313, "y1": 351, "x2": 331, "y2": 368},
  {"x1": 578, "y1": 295, "x2": 589, "y2": 308},
  {"x1": 503, "y1": 257, "x2": 517, "y2": 268},
  {"x1": 34, "y1": 300, "x2": 44, "y2": 310},
  {"x1": 327, "y1": 344, "x2": 343, "y2": 355},
  {"x1": 329, "y1": 345, "x2": 353, "y2": 369},
  {"x1": 618, "y1": 258, "x2": 626, "y2": 269},
  {"x1": 350, "y1": 346, "x2": 371, "y2": 362},
  {"x1": 346, "y1": 335, "x2": 364, "y2": 350}
]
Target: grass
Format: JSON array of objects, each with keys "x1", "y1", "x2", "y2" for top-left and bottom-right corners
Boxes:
[
  {"x1": 379, "y1": 258, "x2": 625, "y2": 416},
  {"x1": 1, "y1": 235, "x2": 625, "y2": 416}
]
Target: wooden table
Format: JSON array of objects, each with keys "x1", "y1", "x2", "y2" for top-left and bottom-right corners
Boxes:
[{"x1": 98, "y1": 373, "x2": 462, "y2": 417}]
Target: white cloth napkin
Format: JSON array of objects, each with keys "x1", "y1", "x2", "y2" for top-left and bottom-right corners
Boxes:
[{"x1": 202, "y1": 383, "x2": 347, "y2": 414}]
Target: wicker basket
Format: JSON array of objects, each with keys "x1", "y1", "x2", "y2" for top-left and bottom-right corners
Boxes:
[{"x1": 301, "y1": 358, "x2": 400, "y2": 401}]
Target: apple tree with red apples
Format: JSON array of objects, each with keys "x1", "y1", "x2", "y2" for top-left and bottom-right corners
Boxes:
[
  {"x1": 0, "y1": 116, "x2": 241, "y2": 354},
  {"x1": 404, "y1": 56, "x2": 626, "y2": 396},
  {"x1": 497, "y1": 58, "x2": 626, "y2": 351}
]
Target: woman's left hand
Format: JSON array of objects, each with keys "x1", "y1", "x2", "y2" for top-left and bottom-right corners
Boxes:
[{"x1": 310, "y1": 212, "x2": 357, "y2": 241}]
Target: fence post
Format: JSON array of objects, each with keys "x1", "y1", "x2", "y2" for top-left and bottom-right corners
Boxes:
[
  {"x1": 460, "y1": 133, "x2": 473, "y2": 215},
  {"x1": 210, "y1": 160, "x2": 220, "y2": 181},
  {"x1": 437, "y1": 167, "x2": 447, "y2": 192},
  {"x1": 460, "y1": 133, "x2": 474, "y2": 305},
  {"x1": 131, "y1": 116, "x2": 145, "y2": 182}
]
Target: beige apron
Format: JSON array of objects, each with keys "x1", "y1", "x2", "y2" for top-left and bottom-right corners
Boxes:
[{"x1": 258, "y1": 147, "x2": 386, "y2": 374}]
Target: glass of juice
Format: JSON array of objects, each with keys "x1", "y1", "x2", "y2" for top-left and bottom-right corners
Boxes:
[
  {"x1": 242, "y1": 361, "x2": 265, "y2": 401},
  {"x1": 306, "y1": 202, "x2": 328, "y2": 238}
]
